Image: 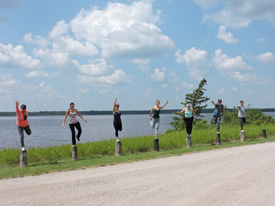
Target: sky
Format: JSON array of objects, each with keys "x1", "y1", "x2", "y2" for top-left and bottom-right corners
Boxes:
[{"x1": 0, "y1": 0, "x2": 275, "y2": 112}]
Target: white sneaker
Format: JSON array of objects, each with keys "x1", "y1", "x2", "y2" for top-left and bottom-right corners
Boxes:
[
  {"x1": 241, "y1": 130, "x2": 244, "y2": 132},
  {"x1": 116, "y1": 139, "x2": 120, "y2": 142},
  {"x1": 217, "y1": 132, "x2": 220, "y2": 134},
  {"x1": 21, "y1": 147, "x2": 26, "y2": 151},
  {"x1": 72, "y1": 145, "x2": 76, "y2": 147}
]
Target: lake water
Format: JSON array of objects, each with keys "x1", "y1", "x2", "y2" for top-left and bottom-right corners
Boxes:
[{"x1": 1, "y1": 112, "x2": 274, "y2": 150}]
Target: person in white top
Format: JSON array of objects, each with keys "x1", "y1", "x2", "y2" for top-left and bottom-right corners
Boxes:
[
  {"x1": 62, "y1": 102, "x2": 87, "y2": 146},
  {"x1": 237, "y1": 100, "x2": 246, "y2": 132}
]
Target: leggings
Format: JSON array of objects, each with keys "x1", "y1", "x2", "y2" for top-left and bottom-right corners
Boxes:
[
  {"x1": 239, "y1": 117, "x2": 246, "y2": 130},
  {"x1": 17, "y1": 125, "x2": 32, "y2": 147},
  {"x1": 150, "y1": 118, "x2": 160, "y2": 136},
  {"x1": 113, "y1": 121, "x2": 122, "y2": 137},
  {"x1": 184, "y1": 117, "x2": 193, "y2": 135},
  {"x1": 213, "y1": 116, "x2": 222, "y2": 132},
  {"x1": 69, "y1": 122, "x2": 82, "y2": 145}
]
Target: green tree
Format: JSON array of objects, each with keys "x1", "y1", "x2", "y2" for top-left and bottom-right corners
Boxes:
[{"x1": 171, "y1": 78, "x2": 210, "y2": 130}]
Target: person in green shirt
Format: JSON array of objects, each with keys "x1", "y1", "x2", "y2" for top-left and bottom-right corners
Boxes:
[{"x1": 149, "y1": 100, "x2": 168, "y2": 139}]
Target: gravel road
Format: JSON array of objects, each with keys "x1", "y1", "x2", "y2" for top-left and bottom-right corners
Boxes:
[{"x1": 1, "y1": 142, "x2": 275, "y2": 206}]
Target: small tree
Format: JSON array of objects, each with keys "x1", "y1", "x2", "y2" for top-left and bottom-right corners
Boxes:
[{"x1": 170, "y1": 78, "x2": 210, "y2": 130}]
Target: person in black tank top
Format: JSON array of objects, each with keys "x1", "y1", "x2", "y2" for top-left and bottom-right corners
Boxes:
[{"x1": 113, "y1": 98, "x2": 122, "y2": 142}]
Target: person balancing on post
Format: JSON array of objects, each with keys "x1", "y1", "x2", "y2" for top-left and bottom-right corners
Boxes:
[
  {"x1": 16, "y1": 101, "x2": 32, "y2": 151},
  {"x1": 238, "y1": 100, "x2": 246, "y2": 132},
  {"x1": 62, "y1": 102, "x2": 87, "y2": 147},
  {"x1": 211, "y1": 99, "x2": 224, "y2": 137},
  {"x1": 113, "y1": 98, "x2": 122, "y2": 142},
  {"x1": 149, "y1": 100, "x2": 169, "y2": 139},
  {"x1": 177, "y1": 103, "x2": 196, "y2": 148}
]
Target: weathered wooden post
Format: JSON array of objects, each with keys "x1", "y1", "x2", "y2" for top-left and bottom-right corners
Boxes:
[
  {"x1": 240, "y1": 131, "x2": 245, "y2": 142},
  {"x1": 262, "y1": 129, "x2": 266, "y2": 138},
  {"x1": 153, "y1": 139, "x2": 159, "y2": 151},
  {"x1": 72, "y1": 145, "x2": 78, "y2": 161},
  {"x1": 186, "y1": 135, "x2": 191, "y2": 148},
  {"x1": 216, "y1": 133, "x2": 221, "y2": 145},
  {"x1": 115, "y1": 141, "x2": 122, "y2": 156},
  {"x1": 20, "y1": 150, "x2": 27, "y2": 167}
]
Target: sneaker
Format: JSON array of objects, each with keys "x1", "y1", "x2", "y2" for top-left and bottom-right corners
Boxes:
[
  {"x1": 116, "y1": 139, "x2": 120, "y2": 142},
  {"x1": 241, "y1": 130, "x2": 244, "y2": 133},
  {"x1": 155, "y1": 136, "x2": 158, "y2": 139},
  {"x1": 21, "y1": 147, "x2": 26, "y2": 151},
  {"x1": 217, "y1": 132, "x2": 220, "y2": 134},
  {"x1": 72, "y1": 144, "x2": 76, "y2": 147}
]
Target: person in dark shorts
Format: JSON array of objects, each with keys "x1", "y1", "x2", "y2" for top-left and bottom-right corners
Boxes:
[
  {"x1": 238, "y1": 100, "x2": 246, "y2": 132},
  {"x1": 113, "y1": 98, "x2": 122, "y2": 142},
  {"x1": 62, "y1": 102, "x2": 87, "y2": 147}
]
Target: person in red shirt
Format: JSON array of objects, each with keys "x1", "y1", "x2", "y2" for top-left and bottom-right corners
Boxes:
[{"x1": 16, "y1": 101, "x2": 31, "y2": 151}]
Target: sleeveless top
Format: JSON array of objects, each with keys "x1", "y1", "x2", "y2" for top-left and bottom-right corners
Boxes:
[
  {"x1": 113, "y1": 112, "x2": 121, "y2": 123},
  {"x1": 68, "y1": 111, "x2": 78, "y2": 124},
  {"x1": 152, "y1": 109, "x2": 160, "y2": 118},
  {"x1": 185, "y1": 109, "x2": 193, "y2": 118}
]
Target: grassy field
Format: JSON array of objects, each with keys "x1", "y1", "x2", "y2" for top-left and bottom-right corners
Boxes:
[{"x1": 0, "y1": 123, "x2": 274, "y2": 179}]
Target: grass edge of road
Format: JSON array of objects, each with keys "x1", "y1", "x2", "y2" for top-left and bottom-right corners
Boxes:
[{"x1": 1, "y1": 135, "x2": 275, "y2": 180}]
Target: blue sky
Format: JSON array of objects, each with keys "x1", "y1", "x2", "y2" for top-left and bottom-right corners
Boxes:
[{"x1": 0, "y1": 0, "x2": 274, "y2": 111}]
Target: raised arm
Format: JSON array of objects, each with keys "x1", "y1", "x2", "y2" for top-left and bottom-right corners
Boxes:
[
  {"x1": 15, "y1": 101, "x2": 20, "y2": 114},
  {"x1": 62, "y1": 109, "x2": 69, "y2": 128},
  {"x1": 76, "y1": 109, "x2": 87, "y2": 122},
  {"x1": 211, "y1": 100, "x2": 216, "y2": 106},
  {"x1": 113, "y1": 98, "x2": 117, "y2": 113},
  {"x1": 160, "y1": 100, "x2": 169, "y2": 110}
]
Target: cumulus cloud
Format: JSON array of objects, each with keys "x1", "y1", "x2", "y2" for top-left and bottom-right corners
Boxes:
[
  {"x1": 195, "y1": 0, "x2": 275, "y2": 28},
  {"x1": 257, "y1": 52, "x2": 275, "y2": 64},
  {"x1": 212, "y1": 49, "x2": 252, "y2": 75},
  {"x1": 73, "y1": 58, "x2": 113, "y2": 76},
  {"x1": 33, "y1": 48, "x2": 69, "y2": 67},
  {"x1": 217, "y1": 25, "x2": 238, "y2": 44},
  {"x1": 0, "y1": 74, "x2": 17, "y2": 86},
  {"x1": 49, "y1": 20, "x2": 69, "y2": 39},
  {"x1": 0, "y1": 43, "x2": 43, "y2": 69},
  {"x1": 70, "y1": 1, "x2": 175, "y2": 58},
  {"x1": 131, "y1": 58, "x2": 150, "y2": 72},
  {"x1": 175, "y1": 47, "x2": 210, "y2": 80},
  {"x1": 25, "y1": 71, "x2": 57, "y2": 78},
  {"x1": 150, "y1": 68, "x2": 166, "y2": 82},
  {"x1": 77, "y1": 69, "x2": 131, "y2": 86}
]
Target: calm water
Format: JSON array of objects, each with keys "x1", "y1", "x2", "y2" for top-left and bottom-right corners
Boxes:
[{"x1": 1, "y1": 112, "x2": 274, "y2": 150}]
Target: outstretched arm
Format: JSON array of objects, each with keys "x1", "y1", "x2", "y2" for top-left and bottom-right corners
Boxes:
[
  {"x1": 76, "y1": 109, "x2": 87, "y2": 122},
  {"x1": 62, "y1": 110, "x2": 69, "y2": 128},
  {"x1": 113, "y1": 98, "x2": 117, "y2": 113},
  {"x1": 211, "y1": 100, "x2": 216, "y2": 106},
  {"x1": 160, "y1": 100, "x2": 169, "y2": 110},
  {"x1": 177, "y1": 108, "x2": 186, "y2": 114}
]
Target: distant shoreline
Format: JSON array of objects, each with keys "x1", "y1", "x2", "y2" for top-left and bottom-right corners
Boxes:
[{"x1": 1, "y1": 108, "x2": 275, "y2": 116}]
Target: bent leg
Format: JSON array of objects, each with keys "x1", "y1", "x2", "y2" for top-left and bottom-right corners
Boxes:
[{"x1": 24, "y1": 125, "x2": 32, "y2": 135}]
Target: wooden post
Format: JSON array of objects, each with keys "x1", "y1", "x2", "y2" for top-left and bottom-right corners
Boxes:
[
  {"x1": 240, "y1": 131, "x2": 245, "y2": 142},
  {"x1": 262, "y1": 129, "x2": 266, "y2": 138},
  {"x1": 115, "y1": 141, "x2": 122, "y2": 156},
  {"x1": 20, "y1": 150, "x2": 27, "y2": 167},
  {"x1": 186, "y1": 135, "x2": 191, "y2": 148},
  {"x1": 153, "y1": 139, "x2": 159, "y2": 151},
  {"x1": 216, "y1": 133, "x2": 221, "y2": 145},
  {"x1": 72, "y1": 145, "x2": 78, "y2": 161}
]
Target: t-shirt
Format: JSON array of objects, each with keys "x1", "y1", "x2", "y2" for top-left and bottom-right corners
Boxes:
[
  {"x1": 213, "y1": 104, "x2": 224, "y2": 117},
  {"x1": 238, "y1": 106, "x2": 245, "y2": 117}
]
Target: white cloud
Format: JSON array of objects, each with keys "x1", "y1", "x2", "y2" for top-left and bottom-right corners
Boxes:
[
  {"x1": 0, "y1": 43, "x2": 43, "y2": 69},
  {"x1": 25, "y1": 71, "x2": 57, "y2": 78},
  {"x1": 232, "y1": 87, "x2": 238, "y2": 92},
  {"x1": 213, "y1": 49, "x2": 252, "y2": 75},
  {"x1": 23, "y1": 33, "x2": 49, "y2": 48},
  {"x1": 145, "y1": 88, "x2": 152, "y2": 96},
  {"x1": 257, "y1": 52, "x2": 275, "y2": 64},
  {"x1": 77, "y1": 69, "x2": 131, "y2": 85},
  {"x1": 150, "y1": 68, "x2": 166, "y2": 82},
  {"x1": 33, "y1": 48, "x2": 69, "y2": 67},
  {"x1": 175, "y1": 47, "x2": 210, "y2": 80},
  {"x1": 78, "y1": 88, "x2": 90, "y2": 95},
  {"x1": 70, "y1": 1, "x2": 175, "y2": 58},
  {"x1": 197, "y1": 0, "x2": 275, "y2": 28},
  {"x1": 131, "y1": 58, "x2": 150, "y2": 72},
  {"x1": 217, "y1": 25, "x2": 238, "y2": 44},
  {"x1": 49, "y1": 20, "x2": 69, "y2": 39},
  {"x1": 73, "y1": 58, "x2": 113, "y2": 76},
  {"x1": 0, "y1": 74, "x2": 17, "y2": 86},
  {"x1": 181, "y1": 82, "x2": 193, "y2": 89},
  {"x1": 161, "y1": 84, "x2": 169, "y2": 88},
  {"x1": 218, "y1": 88, "x2": 225, "y2": 94}
]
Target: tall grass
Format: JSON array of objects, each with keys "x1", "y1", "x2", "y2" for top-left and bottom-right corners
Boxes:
[{"x1": 0, "y1": 123, "x2": 274, "y2": 167}]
